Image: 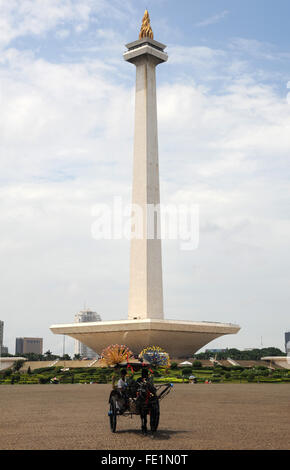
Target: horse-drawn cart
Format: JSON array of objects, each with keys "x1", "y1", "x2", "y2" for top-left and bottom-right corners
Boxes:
[{"x1": 108, "y1": 380, "x2": 173, "y2": 433}]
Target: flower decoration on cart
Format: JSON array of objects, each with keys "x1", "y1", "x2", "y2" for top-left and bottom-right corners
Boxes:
[
  {"x1": 100, "y1": 344, "x2": 134, "y2": 367},
  {"x1": 139, "y1": 345, "x2": 170, "y2": 368}
]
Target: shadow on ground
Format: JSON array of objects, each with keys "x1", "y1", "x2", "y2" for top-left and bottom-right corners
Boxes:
[{"x1": 113, "y1": 429, "x2": 189, "y2": 440}]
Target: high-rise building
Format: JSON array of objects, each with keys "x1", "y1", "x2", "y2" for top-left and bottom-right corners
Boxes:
[
  {"x1": 285, "y1": 332, "x2": 290, "y2": 355},
  {"x1": 0, "y1": 321, "x2": 8, "y2": 355},
  {"x1": 15, "y1": 337, "x2": 43, "y2": 355},
  {"x1": 0, "y1": 321, "x2": 3, "y2": 345},
  {"x1": 74, "y1": 310, "x2": 101, "y2": 359}
]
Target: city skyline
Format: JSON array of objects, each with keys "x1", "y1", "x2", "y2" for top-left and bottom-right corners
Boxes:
[{"x1": 1, "y1": 1, "x2": 290, "y2": 355}]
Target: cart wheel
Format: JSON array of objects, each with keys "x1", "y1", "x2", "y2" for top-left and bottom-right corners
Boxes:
[
  {"x1": 108, "y1": 399, "x2": 117, "y2": 433},
  {"x1": 150, "y1": 399, "x2": 160, "y2": 432}
]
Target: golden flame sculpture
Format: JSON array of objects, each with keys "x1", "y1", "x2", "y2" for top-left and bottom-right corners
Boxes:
[
  {"x1": 100, "y1": 344, "x2": 133, "y2": 367},
  {"x1": 139, "y1": 9, "x2": 154, "y2": 40}
]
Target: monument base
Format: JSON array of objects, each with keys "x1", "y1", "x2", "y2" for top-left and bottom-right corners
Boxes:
[
  {"x1": 50, "y1": 319, "x2": 240, "y2": 358},
  {"x1": 261, "y1": 356, "x2": 290, "y2": 370},
  {"x1": 0, "y1": 357, "x2": 27, "y2": 370}
]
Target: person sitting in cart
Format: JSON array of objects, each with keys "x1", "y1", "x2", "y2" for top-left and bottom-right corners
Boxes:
[
  {"x1": 116, "y1": 368, "x2": 129, "y2": 412},
  {"x1": 117, "y1": 368, "x2": 127, "y2": 390}
]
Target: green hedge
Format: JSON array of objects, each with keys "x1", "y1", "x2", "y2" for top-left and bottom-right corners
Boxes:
[
  {"x1": 1, "y1": 363, "x2": 290, "y2": 385},
  {"x1": 154, "y1": 377, "x2": 185, "y2": 383},
  {"x1": 257, "y1": 378, "x2": 283, "y2": 383}
]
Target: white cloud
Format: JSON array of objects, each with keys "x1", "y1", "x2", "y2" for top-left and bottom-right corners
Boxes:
[
  {"x1": 195, "y1": 10, "x2": 229, "y2": 28},
  {"x1": 0, "y1": 0, "x2": 136, "y2": 49},
  {"x1": 0, "y1": 48, "x2": 134, "y2": 184},
  {"x1": 169, "y1": 45, "x2": 226, "y2": 67},
  {"x1": 55, "y1": 29, "x2": 70, "y2": 40},
  {"x1": 230, "y1": 37, "x2": 290, "y2": 62},
  {"x1": 0, "y1": 0, "x2": 74, "y2": 47}
]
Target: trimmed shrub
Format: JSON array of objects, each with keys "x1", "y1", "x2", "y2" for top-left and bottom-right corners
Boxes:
[
  {"x1": 192, "y1": 361, "x2": 202, "y2": 369},
  {"x1": 96, "y1": 374, "x2": 107, "y2": 384},
  {"x1": 33, "y1": 367, "x2": 57, "y2": 374},
  {"x1": 247, "y1": 374, "x2": 255, "y2": 382},
  {"x1": 181, "y1": 367, "x2": 192, "y2": 376},
  {"x1": 38, "y1": 376, "x2": 51, "y2": 384},
  {"x1": 258, "y1": 377, "x2": 282, "y2": 383},
  {"x1": 154, "y1": 377, "x2": 183, "y2": 383}
]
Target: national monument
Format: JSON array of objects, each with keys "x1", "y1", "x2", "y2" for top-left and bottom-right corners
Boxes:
[{"x1": 50, "y1": 11, "x2": 240, "y2": 357}]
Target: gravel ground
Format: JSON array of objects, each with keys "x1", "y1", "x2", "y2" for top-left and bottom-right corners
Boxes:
[{"x1": 0, "y1": 383, "x2": 289, "y2": 450}]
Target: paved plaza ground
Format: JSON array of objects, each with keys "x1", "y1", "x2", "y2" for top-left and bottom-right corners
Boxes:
[{"x1": 0, "y1": 383, "x2": 289, "y2": 450}]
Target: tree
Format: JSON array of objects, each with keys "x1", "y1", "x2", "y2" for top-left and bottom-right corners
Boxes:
[
  {"x1": 261, "y1": 347, "x2": 285, "y2": 357},
  {"x1": 60, "y1": 354, "x2": 71, "y2": 361},
  {"x1": 23, "y1": 352, "x2": 43, "y2": 361},
  {"x1": 13, "y1": 360, "x2": 24, "y2": 372},
  {"x1": 44, "y1": 350, "x2": 53, "y2": 359},
  {"x1": 194, "y1": 347, "x2": 286, "y2": 361}
]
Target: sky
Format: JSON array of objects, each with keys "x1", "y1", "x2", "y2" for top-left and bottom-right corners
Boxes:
[{"x1": 0, "y1": 0, "x2": 290, "y2": 356}]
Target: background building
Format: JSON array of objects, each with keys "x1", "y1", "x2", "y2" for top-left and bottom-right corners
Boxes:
[
  {"x1": 0, "y1": 320, "x2": 8, "y2": 355},
  {"x1": 15, "y1": 337, "x2": 43, "y2": 355},
  {"x1": 74, "y1": 309, "x2": 101, "y2": 359},
  {"x1": 205, "y1": 349, "x2": 227, "y2": 353},
  {"x1": 285, "y1": 332, "x2": 290, "y2": 355}
]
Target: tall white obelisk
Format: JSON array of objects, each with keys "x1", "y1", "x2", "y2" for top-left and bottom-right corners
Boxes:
[
  {"x1": 50, "y1": 12, "x2": 241, "y2": 357},
  {"x1": 124, "y1": 11, "x2": 168, "y2": 321}
]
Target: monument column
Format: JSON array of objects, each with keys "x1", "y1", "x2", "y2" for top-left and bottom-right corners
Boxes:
[
  {"x1": 124, "y1": 11, "x2": 168, "y2": 320},
  {"x1": 50, "y1": 11, "x2": 241, "y2": 357}
]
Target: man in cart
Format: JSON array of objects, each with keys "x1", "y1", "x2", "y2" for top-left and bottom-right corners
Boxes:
[{"x1": 116, "y1": 368, "x2": 129, "y2": 413}]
